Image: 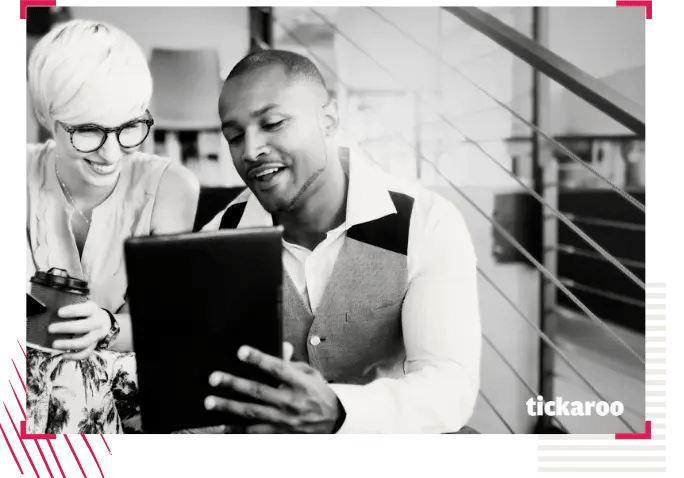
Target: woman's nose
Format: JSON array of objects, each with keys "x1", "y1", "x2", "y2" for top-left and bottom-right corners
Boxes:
[{"x1": 98, "y1": 133, "x2": 125, "y2": 163}]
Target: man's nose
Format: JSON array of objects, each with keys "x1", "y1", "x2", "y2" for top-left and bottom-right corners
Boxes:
[{"x1": 242, "y1": 130, "x2": 267, "y2": 163}]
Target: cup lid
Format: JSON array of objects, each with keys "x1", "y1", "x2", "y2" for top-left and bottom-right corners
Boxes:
[{"x1": 30, "y1": 268, "x2": 89, "y2": 294}]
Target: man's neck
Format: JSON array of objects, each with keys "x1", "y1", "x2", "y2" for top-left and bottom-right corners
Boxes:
[{"x1": 277, "y1": 158, "x2": 348, "y2": 251}]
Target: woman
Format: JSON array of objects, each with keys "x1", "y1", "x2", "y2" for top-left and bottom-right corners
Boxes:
[{"x1": 26, "y1": 19, "x2": 199, "y2": 433}]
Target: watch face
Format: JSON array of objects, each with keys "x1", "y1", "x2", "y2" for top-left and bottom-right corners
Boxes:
[{"x1": 98, "y1": 310, "x2": 120, "y2": 349}]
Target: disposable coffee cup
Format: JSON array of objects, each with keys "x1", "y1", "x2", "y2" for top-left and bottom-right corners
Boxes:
[{"x1": 27, "y1": 268, "x2": 89, "y2": 353}]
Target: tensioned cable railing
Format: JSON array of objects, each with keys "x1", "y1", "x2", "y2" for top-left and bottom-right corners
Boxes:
[
  {"x1": 357, "y1": 132, "x2": 634, "y2": 430},
  {"x1": 478, "y1": 389, "x2": 515, "y2": 434},
  {"x1": 442, "y1": 7, "x2": 645, "y2": 137},
  {"x1": 482, "y1": 334, "x2": 569, "y2": 434},
  {"x1": 555, "y1": 245, "x2": 645, "y2": 270},
  {"x1": 367, "y1": 7, "x2": 645, "y2": 215},
  {"x1": 313, "y1": 8, "x2": 645, "y2": 295},
  {"x1": 305, "y1": 8, "x2": 645, "y2": 363},
  {"x1": 265, "y1": 8, "x2": 642, "y2": 433},
  {"x1": 267, "y1": 9, "x2": 641, "y2": 433},
  {"x1": 562, "y1": 214, "x2": 646, "y2": 233}
]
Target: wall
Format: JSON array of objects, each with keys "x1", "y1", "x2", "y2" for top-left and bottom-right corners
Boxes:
[
  {"x1": 71, "y1": 7, "x2": 249, "y2": 79},
  {"x1": 546, "y1": 7, "x2": 645, "y2": 135}
]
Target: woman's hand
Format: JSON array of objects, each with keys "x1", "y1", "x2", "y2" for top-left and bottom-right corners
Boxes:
[{"x1": 49, "y1": 301, "x2": 111, "y2": 360}]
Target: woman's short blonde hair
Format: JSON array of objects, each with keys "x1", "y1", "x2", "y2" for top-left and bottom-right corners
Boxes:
[{"x1": 28, "y1": 19, "x2": 153, "y2": 129}]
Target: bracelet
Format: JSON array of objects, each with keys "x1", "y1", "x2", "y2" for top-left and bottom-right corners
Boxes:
[{"x1": 97, "y1": 308, "x2": 120, "y2": 350}]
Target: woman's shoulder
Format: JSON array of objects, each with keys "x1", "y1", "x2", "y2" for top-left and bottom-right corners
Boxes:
[
  {"x1": 126, "y1": 152, "x2": 198, "y2": 199},
  {"x1": 125, "y1": 151, "x2": 172, "y2": 188},
  {"x1": 156, "y1": 161, "x2": 200, "y2": 203},
  {"x1": 127, "y1": 150, "x2": 172, "y2": 169}
]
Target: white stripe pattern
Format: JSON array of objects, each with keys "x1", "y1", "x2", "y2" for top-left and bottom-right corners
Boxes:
[
  {"x1": 537, "y1": 282, "x2": 667, "y2": 474},
  {"x1": 537, "y1": 466, "x2": 665, "y2": 474},
  {"x1": 539, "y1": 455, "x2": 665, "y2": 463}
]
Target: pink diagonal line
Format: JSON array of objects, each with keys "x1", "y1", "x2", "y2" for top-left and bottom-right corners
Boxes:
[
  {"x1": 47, "y1": 440, "x2": 66, "y2": 478},
  {"x1": 64, "y1": 435, "x2": 88, "y2": 478},
  {"x1": 18, "y1": 340, "x2": 27, "y2": 358},
  {"x1": 19, "y1": 438, "x2": 40, "y2": 478},
  {"x1": 34, "y1": 440, "x2": 54, "y2": 478},
  {"x1": 2, "y1": 402, "x2": 21, "y2": 440},
  {"x1": 82, "y1": 435, "x2": 105, "y2": 478},
  {"x1": 2, "y1": 402, "x2": 40, "y2": 478},
  {"x1": 100, "y1": 435, "x2": 111, "y2": 455},
  {"x1": 13, "y1": 359, "x2": 27, "y2": 393},
  {"x1": 10, "y1": 381, "x2": 27, "y2": 419},
  {"x1": 0, "y1": 420, "x2": 24, "y2": 474}
]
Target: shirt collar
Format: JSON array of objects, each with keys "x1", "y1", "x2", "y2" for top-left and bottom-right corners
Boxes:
[{"x1": 237, "y1": 147, "x2": 396, "y2": 230}]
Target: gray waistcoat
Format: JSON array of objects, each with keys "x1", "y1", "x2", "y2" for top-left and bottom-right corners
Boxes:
[{"x1": 220, "y1": 191, "x2": 414, "y2": 385}]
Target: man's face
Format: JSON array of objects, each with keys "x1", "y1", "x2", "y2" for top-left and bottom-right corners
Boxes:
[{"x1": 219, "y1": 65, "x2": 334, "y2": 213}]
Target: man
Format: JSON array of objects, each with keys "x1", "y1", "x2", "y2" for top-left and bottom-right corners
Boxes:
[{"x1": 201, "y1": 49, "x2": 482, "y2": 434}]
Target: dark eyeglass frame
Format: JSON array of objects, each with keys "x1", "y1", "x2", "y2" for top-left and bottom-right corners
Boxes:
[{"x1": 58, "y1": 110, "x2": 155, "y2": 153}]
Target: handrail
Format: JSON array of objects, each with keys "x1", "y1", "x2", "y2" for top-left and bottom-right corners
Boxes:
[{"x1": 442, "y1": 7, "x2": 645, "y2": 137}]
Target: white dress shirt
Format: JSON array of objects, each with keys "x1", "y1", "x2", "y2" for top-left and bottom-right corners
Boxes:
[{"x1": 203, "y1": 149, "x2": 482, "y2": 433}]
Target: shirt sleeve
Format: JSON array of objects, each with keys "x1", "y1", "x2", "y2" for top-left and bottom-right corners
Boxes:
[{"x1": 329, "y1": 192, "x2": 482, "y2": 433}]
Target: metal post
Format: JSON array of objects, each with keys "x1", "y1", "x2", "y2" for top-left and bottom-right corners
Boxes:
[
  {"x1": 249, "y1": 7, "x2": 273, "y2": 52},
  {"x1": 531, "y1": 6, "x2": 563, "y2": 434}
]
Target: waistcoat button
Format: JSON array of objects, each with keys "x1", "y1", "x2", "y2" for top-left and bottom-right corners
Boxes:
[{"x1": 310, "y1": 336, "x2": 321, "y2": 346}]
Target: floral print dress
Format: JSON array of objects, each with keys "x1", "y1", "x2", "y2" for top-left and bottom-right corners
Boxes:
[{"x1": 26, "y1": 141, "x2": 171, "y2": 434}]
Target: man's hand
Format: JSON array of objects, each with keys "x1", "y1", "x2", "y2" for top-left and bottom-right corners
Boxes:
[
  {"x1": 204, "y1": 345, "x2": 341, "y2": 434},
  {"x1": 48, "y1": 301, "x2": 110, "y2": 360}
]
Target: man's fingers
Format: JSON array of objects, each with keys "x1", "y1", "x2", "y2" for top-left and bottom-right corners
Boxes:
[
  {"x1": 204, "y1": 396, "x2": 294, "y2": 426},
  {"x1": 208, "y1": 372, "x2": 296, "y2": 411},
  {"x1": 52, "y1": 331, "x2": 98, "y2": 351},
  {"x1": 57, "y1": 301, "x2": 98, "y2": 318},
  {"x1": 237, "y1": 346, "x2": 301, "y2": 385}
]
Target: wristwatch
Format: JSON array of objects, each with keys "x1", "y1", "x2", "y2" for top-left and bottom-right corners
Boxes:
[{"x1": 97, "y1": 308, "x2": 121, "y2": 350}]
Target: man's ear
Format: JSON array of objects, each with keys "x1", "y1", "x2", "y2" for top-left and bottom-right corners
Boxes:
[{"x1": 321, "y1": 97, "x2": 339, "y2": 137}]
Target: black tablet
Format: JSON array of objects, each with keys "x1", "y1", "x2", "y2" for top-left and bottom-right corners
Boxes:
[{"x1": 124, "y1": 227, "x2": 283, "y2": 433}]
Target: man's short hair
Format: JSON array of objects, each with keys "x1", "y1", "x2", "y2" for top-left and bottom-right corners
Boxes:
[{"x1": 227, "y1": 49, "x2": 327, "y2": 90}]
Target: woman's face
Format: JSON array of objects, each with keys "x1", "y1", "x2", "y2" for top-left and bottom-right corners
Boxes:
[{"x1": 51, "y1": 108, "x2": 150, "y2": 189}]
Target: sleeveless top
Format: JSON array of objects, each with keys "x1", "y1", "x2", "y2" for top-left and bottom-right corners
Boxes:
[
  {"x1": 25, "y1": 141, "x2": 171, "y2": 434},
  {"x1": 26, "y1": 140, "x2": 171, "y2": 307}
]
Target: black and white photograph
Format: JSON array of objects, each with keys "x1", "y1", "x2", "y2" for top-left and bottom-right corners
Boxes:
[{"x1": 23, "y1": 5, "x2": 646, "y2": 439}]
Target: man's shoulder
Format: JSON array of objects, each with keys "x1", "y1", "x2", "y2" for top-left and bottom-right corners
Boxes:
[
  {"x1": 380, "y1": 170, "x2": 463, "y2": 225},
  {"x1": 201, "y1": 188, "x2": 252, "y2": 231}
]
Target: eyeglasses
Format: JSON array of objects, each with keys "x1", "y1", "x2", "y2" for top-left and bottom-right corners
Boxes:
[{"x1": 58, "y1": 111, "x2": 155, "y2": 154}]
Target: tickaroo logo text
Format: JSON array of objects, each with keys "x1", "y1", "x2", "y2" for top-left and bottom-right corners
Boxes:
[{"x1": 526, "y1": 396, "x2": 625, "y2": 417}]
